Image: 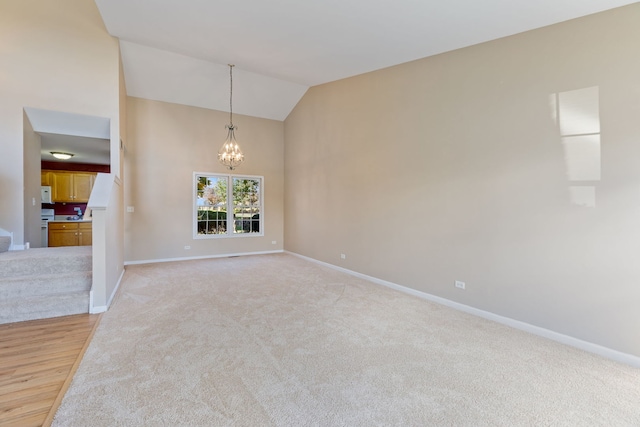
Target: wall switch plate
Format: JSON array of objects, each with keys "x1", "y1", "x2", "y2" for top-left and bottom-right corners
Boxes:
[
  {"x1": 455, "y1": 280, "x2": 466, "y2": 290},
  {"x1": 340, "y1": 254, "x2": 346, "y2": 259},
  {"x1": 272, "y1": 240, "x2": 277, "y2": 245}
]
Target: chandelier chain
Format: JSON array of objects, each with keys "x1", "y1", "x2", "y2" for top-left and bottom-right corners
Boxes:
[
  {"x1": 218, "y1": 63, "x2": 243, "y2": 170},
  {"x1": 229, "y1": 64, "x2": 234, "y2": 127}
]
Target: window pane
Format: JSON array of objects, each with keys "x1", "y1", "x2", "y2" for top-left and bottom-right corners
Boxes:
[
  {"x1": 195, "y1": 174, "x2": 262, "y2": 238},
  {"x1": 196, "y1": 175, "x2": 228, "y2": 235},
  {"x1": 232, "y1": 178, "x2": 260, "y2": 234}
]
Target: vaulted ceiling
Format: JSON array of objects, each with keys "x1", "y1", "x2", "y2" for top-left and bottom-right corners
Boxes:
[{"x1": 95, "y1": 0, "x2": 635, "y2": 121}]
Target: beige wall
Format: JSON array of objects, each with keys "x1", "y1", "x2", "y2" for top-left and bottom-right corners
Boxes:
[
  {"x1": 284, "y1": 4, "x2": 640, "y2": 357},
  {"x1": 22, "y1": 112, "x2": 42, "y2": 247},
  {"x1": 118, "y1": 49, "x2": 128, "y2": 179},
  {"x1": 0, "y1": 0, "x2": 120, "y2": 245},
  {"x1": 125, "y1": 97, "x2": 284, "y2": 262}
]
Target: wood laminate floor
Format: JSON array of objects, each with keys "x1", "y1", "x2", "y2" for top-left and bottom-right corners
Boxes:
[{"x1": 0, "y1": 314, "x2": 100, "y2": 427}]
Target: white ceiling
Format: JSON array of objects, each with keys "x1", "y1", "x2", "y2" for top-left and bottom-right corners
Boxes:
[
  {"x1": 98, "y1": 0, "x2": 634, "y2": 121},
  {"x1": 25, "y1": 107, "x2": 111, "y2": 165},
  {"x1": 40, "y1": 133, "x2": 110, "y2": 166}
]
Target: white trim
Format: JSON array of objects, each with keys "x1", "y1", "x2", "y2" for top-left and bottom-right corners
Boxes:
[
  {"x1": 89, "y1": 289, "x2": 108, "y2": 313},
  {"x1": 106, "y1": 269, "x2": 125, "y2": 308},
  {"x1": 192, "y1": 231, "x2": 264, "y2": 240},
  {"x1": 6, "y1": 232, "x2": 27, "y2": 251},
  {"x1": 286, "y1": 251, "x2": 640, "y2": 368},
  {"x1": 124, "y1": 249, "x2": 284, "y2": 266},
  {"x1": 89, "y1": 268, "x2": 125, "y2": 314},
  {"x1": 90, "y1": 304, "x2": 107, "y2": 314}
]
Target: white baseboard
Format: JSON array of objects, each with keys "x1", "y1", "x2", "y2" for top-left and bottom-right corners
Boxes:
[
  {"x1": 90, "y1": 304, "x2": 107, "y2": 314},
  {"x1": 286, "y1": 251, "x2": 640, "y2": 368},
  {"x1": 124, "y1": 249, "x2": 284, "y2": 266},
  {"x1": 89, "y1": 290, "x2": 104, "y2": 313},
  {"x1": 106, "y1": 268, "x2": 125, "y2": 308},
  {"x1": 11, "y1": 241, "x2": 30, "y2": 250},
  {"x1": 90, "y1": 269, "x2": 125, "y2": 314}
]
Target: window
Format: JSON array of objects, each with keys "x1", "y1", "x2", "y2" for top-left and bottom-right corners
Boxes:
[{"x1": 194, "y1": 173, "x2": 263, "y2": 238}]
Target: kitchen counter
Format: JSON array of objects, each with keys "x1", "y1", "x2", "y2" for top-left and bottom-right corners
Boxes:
[{"x1": 52, "y1": 215, "x2": 92, "y2": 223}]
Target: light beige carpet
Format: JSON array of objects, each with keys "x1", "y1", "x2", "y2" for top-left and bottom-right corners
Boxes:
[{"x1": 53, "y1": 253, "x2": 640, "y2": 426}]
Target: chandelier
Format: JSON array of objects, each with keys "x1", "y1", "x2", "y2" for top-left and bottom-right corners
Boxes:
[{"x1": 218, "y1": 64, "x2": 244, "y2": 170}]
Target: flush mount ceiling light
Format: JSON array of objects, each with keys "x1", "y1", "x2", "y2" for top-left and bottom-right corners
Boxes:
[
  {"x1": 51, "y1": 152, "x2": 74, "y2": 160},
  {"x1": 218, "y1": 64, "x2": 244, "y2": 170}
]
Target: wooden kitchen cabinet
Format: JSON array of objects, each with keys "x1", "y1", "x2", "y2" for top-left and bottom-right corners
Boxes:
[
  {"x1": 48, "y1": 222, "x2": 92, "y2": 247},
  {"x1": 48, "y1": 222, "x2": 78, "y2": 247},
  {"x1": 41, "y1": 171, "x2": 51, "y2": 186},
  {"x1": 74, "y1": 173, "x2": 94, "y2": 201},
  {"x1": 78, "y1": 222, "x2": 92, "y2": 246},
  {"x1": 46, "y1": 171, "x2": 96, "y2": 202},
  {"x1": 52, "y1": 172, "x2": 73, "y2": 202}
]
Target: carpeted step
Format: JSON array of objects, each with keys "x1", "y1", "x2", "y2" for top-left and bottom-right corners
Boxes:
[
  {"x1": 0, "y1": 291, "x2": 90, "y2": 324},
  {"x1": 0, "y1": 247, "x2": 91, "y2": 279},
  {"x1": 0, "y1": 271, "x2": 92, "y2": 299},
  {"x1": 0, "y1": 247, "x2": 93, "y2": 324}
]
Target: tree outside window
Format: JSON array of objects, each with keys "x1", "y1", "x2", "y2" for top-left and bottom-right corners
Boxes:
[{"x1": 195, "y1": 173, "x2": 263, "y2": 237}]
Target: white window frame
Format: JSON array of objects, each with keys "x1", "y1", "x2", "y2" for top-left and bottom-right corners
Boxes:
[{"x1": 193, "y1": 172, "x2": 264, "y2": 239}]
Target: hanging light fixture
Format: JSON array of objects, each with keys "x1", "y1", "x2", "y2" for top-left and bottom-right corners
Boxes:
[
  {"x1": 51, "y1": 152, "x2": 74, "y2": 160},
  {"x1": 218, "y1": 64, "x2": 244, "y2": 170}
]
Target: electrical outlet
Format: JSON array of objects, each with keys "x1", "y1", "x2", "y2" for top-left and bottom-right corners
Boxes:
[
  {"x1": 340, "y1": 253, "x2": 346, "y2": 260},
  {"x1": 184, "y1": 245, "x2": 191, "y2": 250},
  {"x1": 127, "y1": 206, "x2": 135, "y2": 213},
  {"x1": 455, "y1": 280, "x2": 466, "y2": 290},
  {"x1": 272, "y1": 240, "x2": 277, "y2": 245}
]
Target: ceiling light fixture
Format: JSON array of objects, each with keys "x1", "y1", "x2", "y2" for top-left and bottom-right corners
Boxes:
[
  {"x1": 218, "y1": 64, "x2": 244, "y2": 170},
  {"x1": 51, "y1": 152, "x2": 74, "y2": 160}
]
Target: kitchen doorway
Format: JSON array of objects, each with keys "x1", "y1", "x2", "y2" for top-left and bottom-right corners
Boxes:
[{"x1": 23, "y1": 108, "x2": 111, "y2": 249}]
